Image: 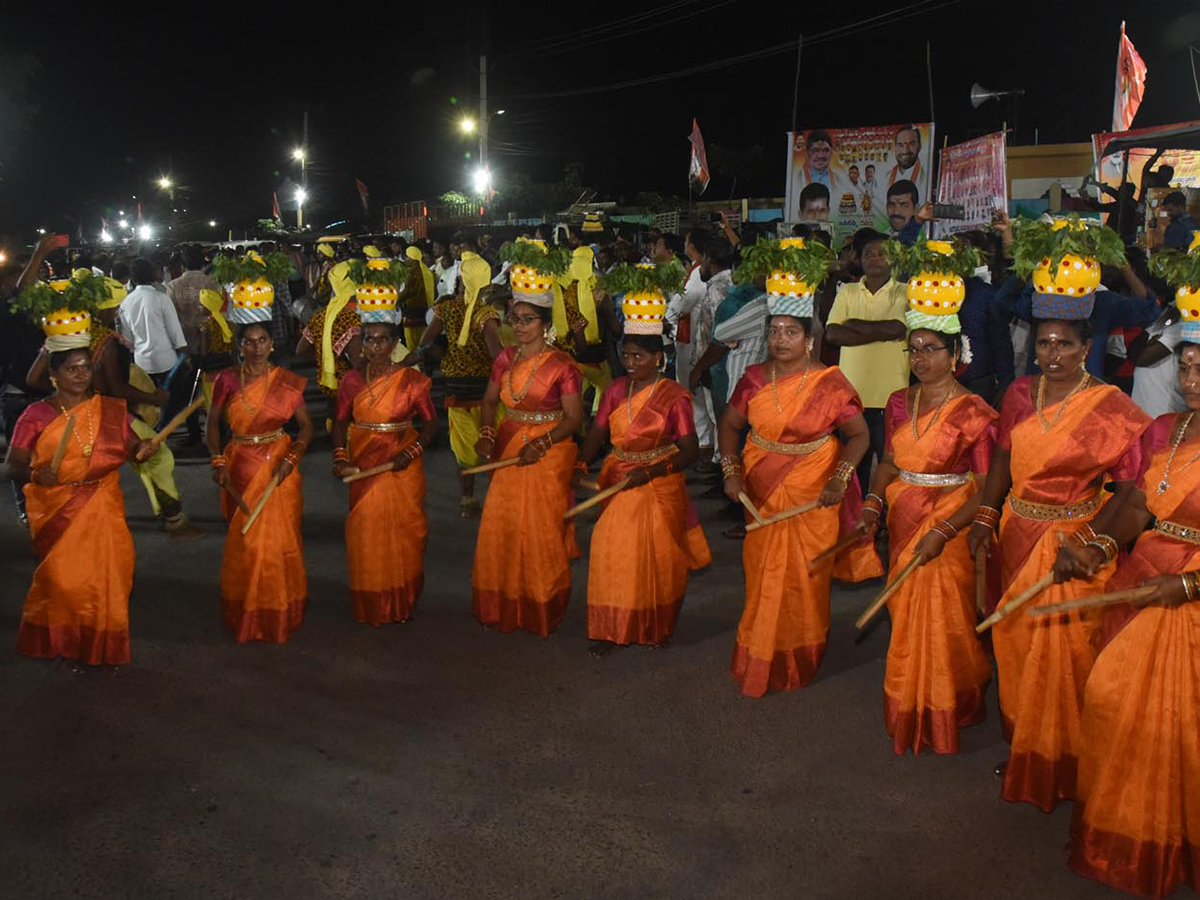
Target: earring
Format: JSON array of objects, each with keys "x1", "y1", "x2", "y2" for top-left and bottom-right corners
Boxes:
[
  {"x1": 50, "y1": 376, "x2": 58, "y2": 389},
  {"x1": 805, "y1": 338, "x2": 814, "y2": 354}
]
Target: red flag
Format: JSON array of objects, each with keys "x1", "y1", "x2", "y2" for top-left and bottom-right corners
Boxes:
[
  {"x1": 355, "y1": 178, "x2": 370, "y2": 214},
  {"x1": 135, "y1": 202, "x2": 143, "y2": 225},
  {"x1": 688, "y1": 118, "x2": 711, "y2": 196},
  {"x1": 1112, "y1": 21, "x2": 1147, "y2": 132},
  {"x1": 272, "y1": 191, "x2": 282, "y2": 222}
]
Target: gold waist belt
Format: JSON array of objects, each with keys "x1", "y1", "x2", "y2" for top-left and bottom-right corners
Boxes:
[
  {"x1": 65, "y1": 479, "x2": 100, "y2": 487},
  {"x1": 899, "y1": 470, "x2": 972, "y2": 487},
  {"x1": 1154, "y1": 519, "x2": 1200, "y2": 545},
  {"x1": 351, "y1": 420, "x2": 411, "y2": 432},
  {"x1": 748, "y1": 430, "x2": 830, "y2": 456},
  {"x1": 231, "y1": 429, "x2": 285, "y2": 444},
  {"x1": 613, "y1": 444, "x2": 678, "y2": 464},
  {"x1": 507, "y1": 408, "x2": 563, "y2": 424},
  {"x1": 1008, "y1": 491, "x2": 1103, "y2": 522}
]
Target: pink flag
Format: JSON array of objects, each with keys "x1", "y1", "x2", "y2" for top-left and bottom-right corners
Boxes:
[
  {"x1": 1112, "y1": 21, "x2": 1147, "y2": 132},
  {"x1": 688, "y1": 118, "x2": 710, "y2": 195},
  {"x1": 272, "y1": 191, "x2": 282, "y2": 222},
  {"x1": 355, "y1": 178, "x2": 370, "y2": 214}
]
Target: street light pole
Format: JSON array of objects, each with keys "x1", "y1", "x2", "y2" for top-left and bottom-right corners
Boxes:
[
  {"x1": 479, "y1": 55, "x2": 488, "y2": 193},
  {"x1": 298, "y1": 110, "x2": 308, "y2": 230}
]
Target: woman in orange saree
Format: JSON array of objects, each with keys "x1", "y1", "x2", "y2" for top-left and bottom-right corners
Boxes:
[
  {"x1": 1065, "y1": 341, "x2": 1200, "y2": 898},
  {"x1": 8, "y1": 348, "x2": 154, "y2": 665},
  {"x1": 471, "y1": 296, "x2": 583, "y2": 637},
  {"x1": 207, "y1": 322, "x2": 313, "y2": 643},
  {"x1": 858, "y1": 326, "x2": 996, "y2": 755},
  {"x1": 967, "y1": 318, "x2": 1150, "y2": 812},
  {"x1": 573, "y1": 330, "x2": 711, "y2": 656},
  {"x1": 718, "y1": 312, "x2": 882, "y2": 698},
  {"x1": 332, "y1": 321, "x2": 438, "y2": 626}
]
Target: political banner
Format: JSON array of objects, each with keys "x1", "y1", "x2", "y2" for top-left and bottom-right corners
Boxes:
[
  {"x1": 1091, "y1": 134, "x2": 1200, "y2": 192},
  {"x1": 936, "y1": 132, "x2": 1007, "y2": 234},
  {"x1": 784, "y1": 122, "x2": 934, "y2": 239}
]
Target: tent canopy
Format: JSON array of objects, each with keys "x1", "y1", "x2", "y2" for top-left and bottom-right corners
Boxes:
[{"x1": 1097, "y1": 120, "x2": 1200, "y2": 158}]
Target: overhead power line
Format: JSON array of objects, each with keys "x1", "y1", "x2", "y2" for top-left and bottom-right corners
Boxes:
[
  {"x1": 509, "y1": 0, "x2": 706, "y2": 54},
  {"x1": 503, "y1": 0, "x2": 962, "y2": 101}
]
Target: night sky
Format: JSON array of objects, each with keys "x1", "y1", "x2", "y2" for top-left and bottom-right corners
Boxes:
[{"x1": 2, "y1": 0, "x2": 1199, "y2": 244}]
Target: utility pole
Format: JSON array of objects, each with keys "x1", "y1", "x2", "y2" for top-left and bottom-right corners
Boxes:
[
  {"x1": 298, "y1": 110, "x2": 309, "y2": 230},
  {"x1": 479, "y1": 55, "x2": 488, "y2": 185}
]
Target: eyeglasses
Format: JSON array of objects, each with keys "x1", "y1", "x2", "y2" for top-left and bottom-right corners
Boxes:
[
  {"x1": 506, "y1": 314, "x2": 540, "y2": 326},
  {"x1": 904, "y1": 345, "x2": 948, "y2": 357}
]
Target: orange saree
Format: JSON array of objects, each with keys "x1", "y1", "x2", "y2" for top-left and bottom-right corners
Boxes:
[
  {"x1": 586, "y1": 378, "x2": 712, "y2": 645},
  {"x1": 213, "y1": 366, "x2": 308, "y2": 643},
  {"x1": 1070, "y1": 414, "x2": 1200, "y2": 898},
  {"x1": 472, "y1": 347, "x2": 582, "y2": 637},
  {"x1": 337, "y1": 367, "x2": 435, "y2": 625},
  {"x1": 881, "y1": 389, "x2": 996, "y2": 755},
  {"x1": 14, "y1": 395, "x2": 135, "y2": 665},
  {"x1": 729, "y1": 364, "x2": 883, "y2": 697},
  {"x1": 992, "y1": 377, "x2": 1149, "y2": 811}
]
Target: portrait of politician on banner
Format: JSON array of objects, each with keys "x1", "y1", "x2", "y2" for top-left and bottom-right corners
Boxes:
[{"x1": 785, "y1": 123, "x2": 934, "y2": 237}]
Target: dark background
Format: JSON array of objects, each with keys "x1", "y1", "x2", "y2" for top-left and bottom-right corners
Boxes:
[{"x1": 1, "y1": 0, "x2": 1199, "y2": 242}]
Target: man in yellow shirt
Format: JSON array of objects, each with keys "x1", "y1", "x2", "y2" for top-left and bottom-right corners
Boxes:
[{"x1": 824, "y1": 229, "x2": 908, "y2": 492}]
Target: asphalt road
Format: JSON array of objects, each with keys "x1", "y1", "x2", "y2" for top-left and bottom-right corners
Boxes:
[{"x1": 0, "y1": 373, "x2": 1132, "y2": 900}]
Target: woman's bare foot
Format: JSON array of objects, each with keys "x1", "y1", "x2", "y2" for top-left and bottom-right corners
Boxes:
[{"x1": 589, "y1": 640, "x2": 617, "y2": 658}]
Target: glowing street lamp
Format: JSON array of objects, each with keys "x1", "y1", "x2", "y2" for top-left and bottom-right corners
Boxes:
[
  {"x1": 459, "y1": 116, "x2": 477, "y2": 134},
  {"x1": 157, "y1": 176, "x2": 173, "y2": 190},
  {"x1": 138, "y1": 224, "x2": 152, "y2": 241},
  {"x1": 471, "y1": 167, "x2": 491, "y2": 196},
  {"x1": 118, "y1": 219, "x2": 129, "y2": 229},
  {"x1": 291, "y1": 147, "x2": 306, "y2": 162},
  {"x1": 100, "y1": 230, "x2": 113, "y2": 244},
  {"x1": 208, "y1": 220, "x2": 217, "y2": 228}
]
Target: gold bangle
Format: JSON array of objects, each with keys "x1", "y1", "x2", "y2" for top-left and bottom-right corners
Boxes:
[
  {"x1": 936, "y1": 518, "x2": 959, "y2": 538},
  {"x1": 833, "y1": 461, "x2": 855, "y2": 485}
]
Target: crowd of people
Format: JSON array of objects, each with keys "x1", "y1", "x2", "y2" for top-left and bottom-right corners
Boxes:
[{"x1": 4, "y1": 196, "x2": 1200, "y2": 897}]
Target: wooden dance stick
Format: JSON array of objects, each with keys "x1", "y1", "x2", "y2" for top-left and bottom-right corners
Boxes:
[
  {"x1": 342, "y1": 462, "x2": 395, "y2": 484},
  {"x1": 564, "y1": 477, "x2": 632, "y2": 519},
  {"x1": 1029, "y1": 584, "x2": 1157, "y2": 618},
  {"x1": 49, "y1": 415, "x2": 76, "y2": 474},
  {"x1": 462, "y1": 457, "x2": 522, "y2": 476},
  {"x1": 855, "y1": 554, "x2": 925, "y2": 630},
  {"x1": 579, "y1": 478, "x2": 600, "y2": 492},
  {"x1": 974, "y1": 546, "x2": 988, "y2": 617},
  {"x1": 150, "y1": 396, "x2": 206, "y2": 448},
  {"x1": 241, "y1": 473, "x2": 281, "y2": 534},
  {"x1": 809, "y1": 525, "x2": 867, "y2": 570},
  {"x1": 738, "y1": 491, "x2": 768, "y2": 526},
  {"x1": 976, "y1": 571, "x2": 1055, "y2": 633},
  {"x1": 224, "y1": 485, "x2": 252, "y2": 516},
  {"x1": 744, "y1": 499, "x2": 822, "y2": 532}
]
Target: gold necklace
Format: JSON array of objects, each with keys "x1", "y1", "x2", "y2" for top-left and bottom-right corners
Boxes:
[
  {"x1": 55, "y1": 394, "x2": 95, "y2": 457},
  {"x1": 238, "y1": 363, "x2": 272, "y2": 415},
  {"x1": 507, "y1": 345, "x2": 548, "y2": 404},
  {"x1": 910, "y1": 384, "x2": 958, "y2": 441},
  {"x1": 1156, "y1": 411, "x2": 1200, "y2": 494},
  {"x1": 771, "y1": 360, "x2": 811, "y2": 412},
  {"x1": 363, "y1": 362, "x2": 394, "y2": 406},
  {"x1": 1035, "y1": 370, "x2": 1090, "y2": 433},
  {"x1": 627, "y1": 375, "x2": 662, "y2": 424}
]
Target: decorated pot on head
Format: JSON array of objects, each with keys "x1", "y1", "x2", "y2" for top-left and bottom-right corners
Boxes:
[
  {"x1": 882, "y1": 236, "x2": 983, "y2": 335},
  {"x1": 597, "y1": 260, "x2": 686, "y2": 336},
  {"x1": 347, "y1": 247, "x2": 406, "y2": 324},
  {"x1": 733, "y1": 235, "x2": 837, "y2": 319},
  {"x1": 581, "y1": 212, "x2": 605, "y2": 236},
  {"x1": 14, "y1": 270, "x2": 115, "y2": 351},
  {"x1": 500, "y1": 237, "x2": 573, "y2": 310},
  {"x1": 211, "y1": 250, "x2": 293, "y2": 325},
  {"x1": 1011, "y1": 214, "x2": 1126, "y2": 320},
  {"x1": 1151, "y1": 229, "x2": 1200, "y2": 343}
]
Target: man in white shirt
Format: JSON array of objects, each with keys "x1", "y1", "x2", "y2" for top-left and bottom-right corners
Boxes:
[
  {"x1": 119, "y1": 258, "x2": 189, "y2": 428},
  {"x1": 1132, "y1": 310, "x2": 1188, "y2": 417},
  {"x1": 432, "y1": 238, "x2": 460, "y2": 301}
]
